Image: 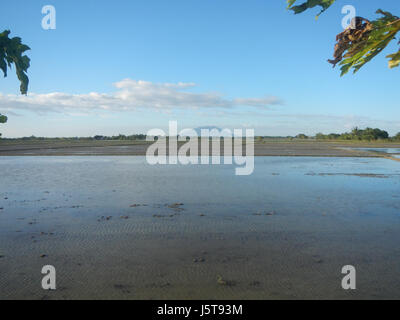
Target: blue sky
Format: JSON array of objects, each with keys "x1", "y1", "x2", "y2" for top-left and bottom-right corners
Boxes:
[{"x1": 0, "y1": 0, "x2": 399, "y2": 137}]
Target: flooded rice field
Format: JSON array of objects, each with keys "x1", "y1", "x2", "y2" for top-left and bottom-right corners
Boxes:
[{"x1": 0, "y1": 156, "x2": 400, "y2": 299}]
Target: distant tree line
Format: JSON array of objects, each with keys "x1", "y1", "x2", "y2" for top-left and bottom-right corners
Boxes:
[
  {"x1": 294, "y1": 128, "x2": 400, "y2": 141},
  {"x1": 0, "y1": 134, "x2": 148, "y2": 141},
  {"x1": 2, "y1": 128, "x2": 400, "y2": 142},
  {"x1": 93, "y1": 134, "x2": 146, "y2": 141},
  {"x1": 314, "y1": 127, "x2": 398, "y2": 141},
  {"x1": 259, "y1": 128, "x2": 400, "y2": 141}
]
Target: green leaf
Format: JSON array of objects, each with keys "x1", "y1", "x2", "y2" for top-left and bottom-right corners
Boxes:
[
  {"x1": 287, "y1": 0, "x2": 336, "y2": 17},
  {"x1": 286, "y1": 2, "x2": 400, "y2": 75},
  {"x1": 327, "y1": 10, "x2": 400, "y2": 75},
  {"x1": 387, "y1": 50, "x2": 400, "y2": 68},
  {"x1": 0, "y1": 29, "x2": 31, "y2": 94},
  {"x1": 0, "y1": 114, "x2": 7, "y2": 124}
]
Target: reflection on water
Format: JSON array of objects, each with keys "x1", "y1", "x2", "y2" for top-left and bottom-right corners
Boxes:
[
  {"x1": 351, "y1": 147, "x2": 400, "y2": 155},
  {"x1": 0, "y1": 156, "x2": 400, "y2": 299}
]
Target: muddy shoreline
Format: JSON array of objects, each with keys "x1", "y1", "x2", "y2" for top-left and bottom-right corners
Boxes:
[{"x1": 1, "y1": 141, "x2": 400, "y2": 157}]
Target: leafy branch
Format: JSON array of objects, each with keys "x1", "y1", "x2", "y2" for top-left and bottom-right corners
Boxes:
[
  {"x1": 0, "y1": 113, "x2": 7, "y2": 137},
  {"x1": 287, "y1": 0, "x2": 336, "y2": 17},
  {"x1": 0, "y1": 114, "x2": 7, "y2": 123},
  {"x1": 287, "y1": 0, "x2": 400, "y2": 75},
  {"x1": 0, "y1": 30, "x2": 30, "y2": 94}
]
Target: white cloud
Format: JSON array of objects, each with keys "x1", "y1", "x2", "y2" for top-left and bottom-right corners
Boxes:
[
  {"x1": 0, "y1": 79, "x2": 282, "y2": 115},
  {"x1": 233, "y1": 97, "x2": 282, "y2": 107}
]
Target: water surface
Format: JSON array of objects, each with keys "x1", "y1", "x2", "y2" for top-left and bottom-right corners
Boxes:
[
  {"x1": 352, "y1": 147, "x2": 400, "y2": 155},
  {"x1": 0, "y1": 156, "x2": 400, "y2": 299}
]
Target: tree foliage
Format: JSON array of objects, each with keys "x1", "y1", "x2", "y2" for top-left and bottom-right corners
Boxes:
[
  {"x1": 316, "y1": 127, "x2": 390, "y2": 141},
  {"x1": 287, "y1": 1, "x2": 400, "y2": 75},
  {"x1": 0, "y1": 113, "x2": 7, "y2": 124},
  {"x1": 287, "y1": 0, "x2": 336, "y2": 17},
  {"x1": 0, "y1": 113, "x2": 7, "y2": 138},
  {"x1": 295, "y1": 133, "x2": 309, "y2": 139},
  {"x1": 0, "y1": 30, "x2": 30, "y2": 94}
]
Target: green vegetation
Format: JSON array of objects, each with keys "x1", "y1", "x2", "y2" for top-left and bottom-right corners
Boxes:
[
  {"x1": 255, "y1": 128, "x2": 400, "y2": 142},
  {"x1": 2, "y1": 130, "x2": 399, "y2": 143},
  {"x1": 0, "y1": 29, "x2": 30, "y2": 136},
  {"x1": 1, "y1": 134, "x2": 148, "y2": 142},
  {"x1": 93, "y1": 134, "x2": 146, "y2": 141},
  {"x1": 295, "y1": 133, "x2": 309, "y2": 139},
  {"x1": 0, "y1": 113, "x2": 7, "y2": 138},
  {"x1": 315, "y1": 127, "x2": 397, "y2": 141},
  {"x1": 287, "y1": 1, "x2": 400, "y2": 75},
  {"x1": 0, "y1": 30, "x2": 30, "y2": 94}
]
